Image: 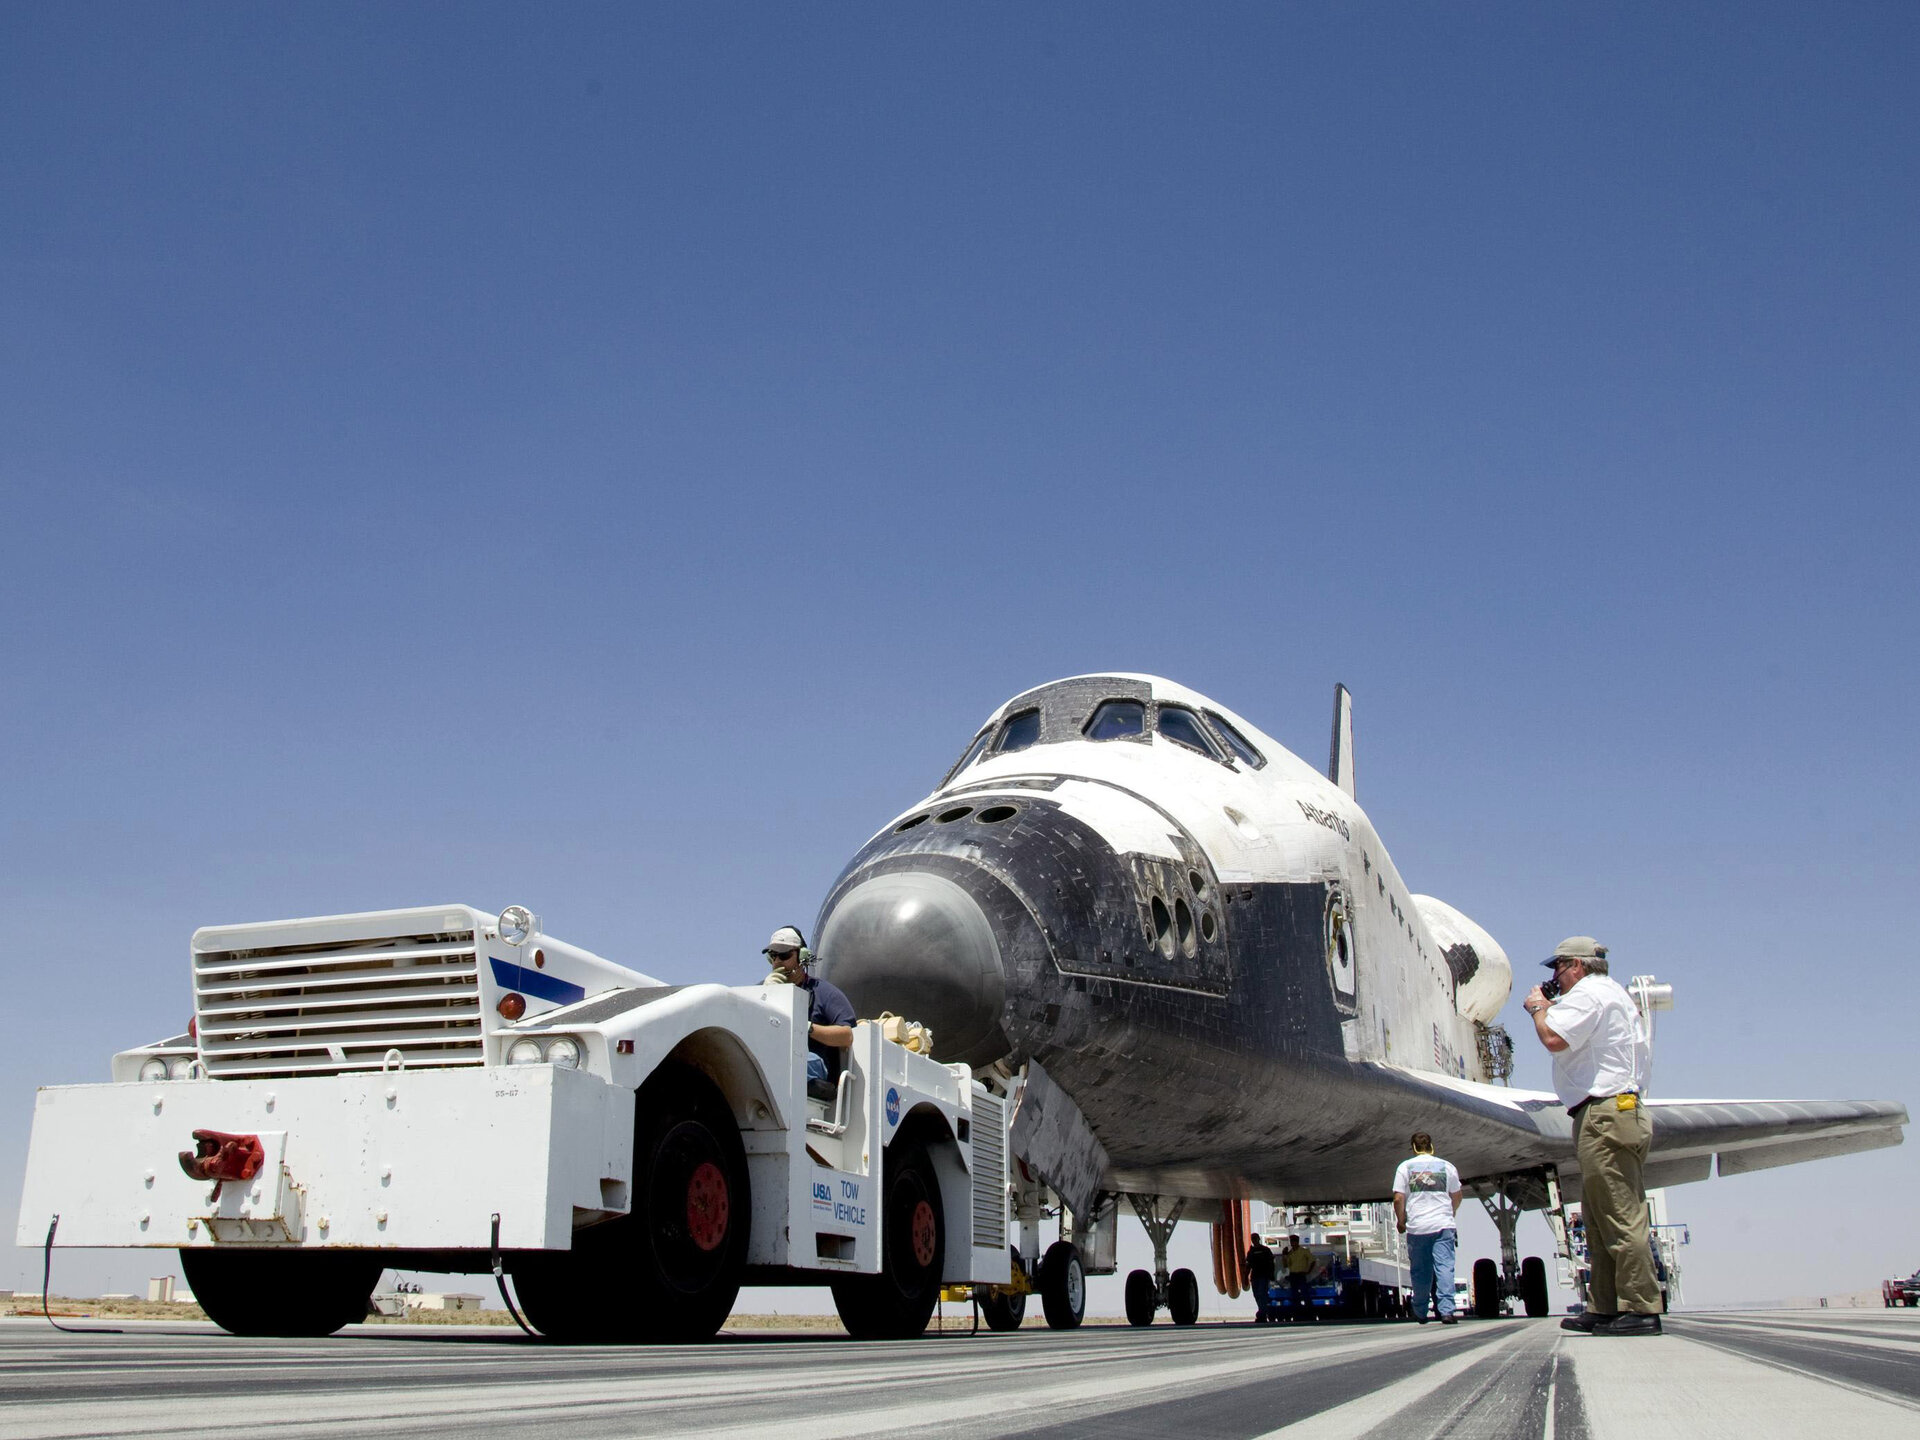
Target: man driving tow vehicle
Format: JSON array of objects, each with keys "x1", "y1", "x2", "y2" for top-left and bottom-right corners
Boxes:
[{"x1": 763, "y1": 926, "x2": 856, "y2": 1094}]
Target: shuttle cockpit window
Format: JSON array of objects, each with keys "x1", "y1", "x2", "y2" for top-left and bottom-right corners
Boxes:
[
  {"x1": 1206, "y1": 711, "x2": 1266, "y2": 769},
  {"x1": 1156, "y1": 705, "x2": 1225, "y2": 760},
  {"x1": 942, "y1": 728, "x2": 994, "y2": 785},
  {"x1": 995, "y1": 708, "x2": 1043, "y2": 755},
  {"x1": 1084, "y1": 699, "x2": 1146, "y2": 740}
]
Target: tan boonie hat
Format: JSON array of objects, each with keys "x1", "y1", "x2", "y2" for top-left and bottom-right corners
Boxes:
[
  {"x1": 763, "y1": 926, "x2": 805, "y2": 955},
  {"x1": 1542, "y1": 935, "x2": 1608, "y2": 967}
]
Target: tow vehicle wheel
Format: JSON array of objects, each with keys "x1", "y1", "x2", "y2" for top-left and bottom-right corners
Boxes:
[
  {"x1": 831, "y1": 1141, "x2": 946, "y2": 1339},
  {"x1": 180, "y1": 1248, "x2": 382, "y2": 1337},
  {"x1": 1040, "y1": 1240, "x2": 1085, "y2": 1329},
  {"x1": 1520, "y1": 1256, "x2": 1549, "y2": 1317},
  {"x1": 512, "y1": 1063, "x2": 749, "y2": 1343},
  {"x1": 1124, "y1": 1268, "x2": 1157, "y2": 1327},
  {"x1": 1167, "y1": 1266, "x2": 1200, "y2": 1326},
  {"x1": 1471, "y1": 1258, "x2": 1501, "y2": 1319}
]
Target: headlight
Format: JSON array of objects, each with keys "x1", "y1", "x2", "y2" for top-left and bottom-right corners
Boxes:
[
  {"x1": 544, "y1": 1036, "x2": 583, "y2": 1070},
  {"x1": 166, "y1": 1056, "x2": 199, "y2": 1080},
  {"x1": 506, "y1": 1038, "x2": 545, "y2": 1066},
  {"x1": 139, "y1": 1057, "x2": 170, "y2": 1082},
  {"x1": 497, "y1": 906, "x2": 533, "y2": 946}
]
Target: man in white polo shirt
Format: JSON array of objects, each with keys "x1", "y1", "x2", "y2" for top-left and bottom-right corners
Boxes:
[
  {"x1": 1523, "y1": 935, "x2": 1660, "y2": 1337},
  {"x1": 1392, "y1": 1131, "x2": 1463, "y2": 1325}
]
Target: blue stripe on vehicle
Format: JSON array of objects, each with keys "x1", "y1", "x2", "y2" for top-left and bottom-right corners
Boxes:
[{"x1": 489, "y1": 958, "x2": 587, "y2": 1007}]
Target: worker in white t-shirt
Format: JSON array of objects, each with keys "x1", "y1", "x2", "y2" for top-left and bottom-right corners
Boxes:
[{"x1": 1391, "y1": 1132, "x2": 1463, "y2": 1325}]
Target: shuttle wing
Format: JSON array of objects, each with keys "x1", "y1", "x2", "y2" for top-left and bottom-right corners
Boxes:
[{"x1": 1364, "y1": 1063, "x2": 1906, "y2": 1199}]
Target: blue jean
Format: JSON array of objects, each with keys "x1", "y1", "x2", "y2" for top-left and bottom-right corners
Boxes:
[
  {"x1": 806, "y1": 1051, "x2": 829, "y2": 1083},
  {"x1": 1408, "y1": 1228, "x2": 1457, "y2": 1319}
]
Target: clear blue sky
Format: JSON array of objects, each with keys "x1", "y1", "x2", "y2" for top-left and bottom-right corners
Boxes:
[{"x1": 4, "y1": 4, "x2": 1915, "y2": 1307}]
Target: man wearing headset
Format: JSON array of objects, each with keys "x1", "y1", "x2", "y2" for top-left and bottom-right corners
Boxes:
[{"x1": 763, "y1": 926, "x2": 856, "y2": 1092}]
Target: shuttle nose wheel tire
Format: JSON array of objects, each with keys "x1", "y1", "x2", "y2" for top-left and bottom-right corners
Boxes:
[
  {"x1": 511, "y1": 1062, "x2": 750, "y2": 1344},
  {"x1": 978, "y1": 1288, "x2": 1027, "y2": 1330},
  {"x1": 1124, "y1": 1269, "x2": 1157, "y2": 1327},
  {"x1": 978, "y1": 1246, "x2": 1028, "y2": 1331},
  {"x1": 1040, "y1": 1240, "x2": 1085, "y2": 1329},
  {"x1": 831, "y1": 1141, "x2": 946, "y2": 1339},
  {"x1": 179, "y1": 1249, "x2": 383, "y2": 1337},
  {"x1": 1520, "y1": 1256, "x2": 1549, "y2": 1317},
  {"x1": 1166, "y1": 1267, "x2": 1201, "y2": 1326}
]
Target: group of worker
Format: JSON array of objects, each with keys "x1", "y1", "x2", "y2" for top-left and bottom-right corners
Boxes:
[
  {"x1": 1244, "y1": 936, "x2": 1660, "y2": 1335},
  {"x1": 1244, "y1": 1232, "x2": 1322, "y2": 1322}
]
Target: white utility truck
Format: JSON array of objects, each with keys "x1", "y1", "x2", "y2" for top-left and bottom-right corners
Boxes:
[{"x1": 16, "y1": 904, "x2": 1012, "y2": 1341}]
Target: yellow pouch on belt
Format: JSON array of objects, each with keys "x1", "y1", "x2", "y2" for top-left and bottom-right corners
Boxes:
[{"x1": 1616, "y1": 1094, "x2": 1638, "y2": 1111}]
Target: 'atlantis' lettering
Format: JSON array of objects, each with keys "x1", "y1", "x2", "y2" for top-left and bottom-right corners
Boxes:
[{"x1": 1295, "y1": 800, "x2": 1351, "y2": 840}]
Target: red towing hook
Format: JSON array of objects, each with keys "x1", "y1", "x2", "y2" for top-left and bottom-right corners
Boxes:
[{"x1": 178, "y1": 1129, "x2": 266, "y2": 1200}]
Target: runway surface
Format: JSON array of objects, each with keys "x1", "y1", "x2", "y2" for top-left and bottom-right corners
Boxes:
[{"x1": 2, "y1": 1309, "x2": 1915, "y2": 1440}]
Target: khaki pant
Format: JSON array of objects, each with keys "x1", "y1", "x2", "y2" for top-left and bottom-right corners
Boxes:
[{"x1": 1573, "y1": 1098, "x2": 1659, "y2": 1316}]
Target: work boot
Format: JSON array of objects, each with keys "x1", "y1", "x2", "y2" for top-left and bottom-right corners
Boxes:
[
  {"x1": 1602, "y1": 1312, "x2": 1661, "y2": 1336},
  {"x1": 1438, "y1": 1313, "x2": 1458, "y2": 1325},
  {"x1": 1561, "y1": 1311, "x2": 1613, "y2": 1333}
]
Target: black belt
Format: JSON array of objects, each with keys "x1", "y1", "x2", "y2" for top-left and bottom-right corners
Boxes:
[{"x1": 1569, "y1": 1092, "x2": 1638, "y2": 1118}]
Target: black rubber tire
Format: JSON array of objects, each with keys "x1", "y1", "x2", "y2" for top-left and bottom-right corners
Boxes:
[
  {"x1": 180, "y1": 1249, "x2": 382, "y2": 1338},
  {"x1": 512, "y1": 1062, "x2": 750, "y2": 1343},
  {"x1": 1039, "y1": 1240, "x2": 1086, "y2": 1329},
  {"x1": 1361, "y1": 1280, "x2": 1381, "y2": 1319},
  {"x1": 1471, "y1": 1258, "x2": 1501, "y2": 1319},
  {"x1": 1520, "y1": 1256, "x2": 1549, "y2": 1317},
  {"x1": 1167, "y1": 1266, "x2": 1201, "y2": 1326},
  {"x1": 1124, "y1": 1268, "x2": 1157, "y2": 1327},
  {"x1": 830, "y1": 1141, "x2": 946, "y2": 1339},
  {"x1": 977, "y1": 1245, "x2": 1027, "y2": 1330},
  {"x1": 979, "y1": 1288, "x2": 1026, "y2": 1330}
]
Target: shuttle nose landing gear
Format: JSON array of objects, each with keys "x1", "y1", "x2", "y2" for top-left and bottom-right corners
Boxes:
[
  {"x1": 1040, "y1": 1239, "x2": 1086, "y2": 1328},
  {"x1": 1123, "y1": 1195, "x2": 1195, "y2": 1326}
]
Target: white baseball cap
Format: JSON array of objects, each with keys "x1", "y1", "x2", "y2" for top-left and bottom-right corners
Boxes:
[{"x1": 763, "y1": 926, "x2": 805, "y2": 955}]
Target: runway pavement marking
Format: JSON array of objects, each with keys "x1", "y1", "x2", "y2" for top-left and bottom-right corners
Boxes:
[
  {"x1": 1568, "y1": 1330, "x2": 1920, "y2": 1440},
  {"x1": 612, "y1": 1328, "x2": 1444, "y2": 1440},
  {"x1": 1252, "y1": 1322, "x2": 1541, "y2": 1439},
  {"x1": 1664, "y1": 1324, "x2": 1920, "y2": 1411},
  {"x1": 0, "y1": 1326, "x2": 1434, "y2": 1440},
  {"x1": 1678, "y1": 1314, "x2": 1920, "y2": 1353}
]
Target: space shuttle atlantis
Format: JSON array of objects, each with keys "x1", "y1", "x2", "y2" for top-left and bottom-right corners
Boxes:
[{"x1": 815, "y1": 675, "x2": 1906, "y2": 1273}]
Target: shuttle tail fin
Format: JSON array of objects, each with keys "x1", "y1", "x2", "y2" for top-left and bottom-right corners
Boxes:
[{"x1": 1328, "y1": 684, "x2": 1355, "y2": 798}]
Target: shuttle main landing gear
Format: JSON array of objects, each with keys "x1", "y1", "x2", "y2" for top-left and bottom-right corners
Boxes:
[
  {"x1": 1123, "y1": 1195, "x2": 1198, "y2": 1326},
  {"x1": 1474, "y1": 1175, "x2": 1551, "y2": 1318}
]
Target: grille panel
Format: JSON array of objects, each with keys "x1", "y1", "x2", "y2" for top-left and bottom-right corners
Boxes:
[
  {"x1": 970, "y1": 1092, "x2": 1008, "y2": 1250},
  {"x1": 192, "y1": 929, "x2": 484, "y2": 1078}
]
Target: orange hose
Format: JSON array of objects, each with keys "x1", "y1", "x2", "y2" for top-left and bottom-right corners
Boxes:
[{"x1": 1212, "y1": 1200, "x2": 1259, "y2": 1299}]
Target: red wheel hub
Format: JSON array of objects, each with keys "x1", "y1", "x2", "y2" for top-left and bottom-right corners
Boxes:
[
  {"x1": 910, "y1": 1199, "x2": 937, "y2": 1269},
  {"x1": 686, "y1": 1161, "x2": 729, "y2": 1252}
]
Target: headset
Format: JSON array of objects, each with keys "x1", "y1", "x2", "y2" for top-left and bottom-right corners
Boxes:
[{"x1": 766, "y1": 926, "x2": 816, "y2": 974}]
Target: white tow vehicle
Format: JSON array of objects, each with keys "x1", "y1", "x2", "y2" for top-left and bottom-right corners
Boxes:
[{"x1": 16, "y1": 904, "x2": 1012, "y2": 1340}]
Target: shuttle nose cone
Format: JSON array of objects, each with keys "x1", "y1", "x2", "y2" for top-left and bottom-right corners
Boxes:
[{"x1": 816, "y1": 872, "x2": 1008, "y2": 1066}]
